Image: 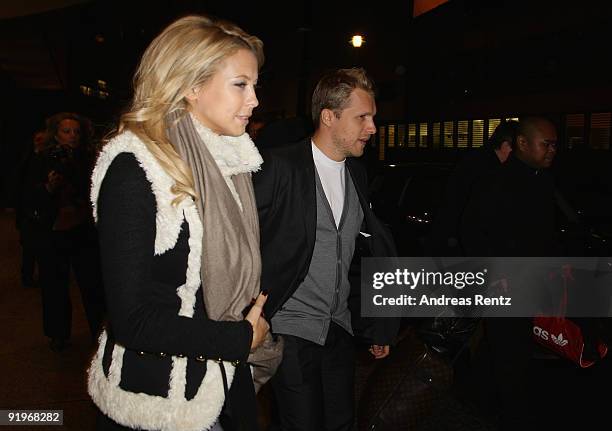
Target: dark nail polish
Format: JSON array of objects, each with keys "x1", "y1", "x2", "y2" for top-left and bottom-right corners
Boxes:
[{"x1": 261, "y1": 289, "x2": 269, "y2": 296}]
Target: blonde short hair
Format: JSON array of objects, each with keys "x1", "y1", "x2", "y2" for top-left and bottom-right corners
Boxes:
[{"x1": 311, "y1": 68, "x2": 374, "y2": 129}]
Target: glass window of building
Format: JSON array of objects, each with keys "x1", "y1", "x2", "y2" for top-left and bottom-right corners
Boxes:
[
  {"x1": 419, "y1": 122, "x2": 429, "y2": 148},
  {"x1": 458, "y1": 120, "x2": 469, "y2": 148},
  {"x1": 488, "y1": 119, "x2": 501, "y2": 138},
  {"x1": 378, "y1": 126, "x2": 386, "y2": 160},
  {"x1": 378, "y1": 126, "x2": 386, "y2": 147},
  {"x1": 566, "y1": 114, "x2": 585, "y2": 149},
  {"x1": 388, "y1": 124, "x2": 396, "y2": 148},
  {"x1": 590, "y1": 113, "x2": 611, "y2": 150},
  {"x1": 408, "y1": 123, "x2": 417, "y2": 147},
  {"x1": 432, "y1": 122, "x2": 441, "y2": 149},
  {"x1": 443, "y1": 121, "x2": 454, "y2": 147},
  {"x1": 397, "y1": 124, "x2": 406, "y2": 148},
  {"x1": 472, "y1": 119, "x2": 484, "y2": 147}
]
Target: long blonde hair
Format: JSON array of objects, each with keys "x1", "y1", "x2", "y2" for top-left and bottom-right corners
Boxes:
[{"x1": 117, "y1": 15, "x2": 263, "y2": 204}]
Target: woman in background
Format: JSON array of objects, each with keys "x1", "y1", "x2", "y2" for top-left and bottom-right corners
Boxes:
[{"x1": 24, "y1": 112, "x2": 105, "y2": 351}]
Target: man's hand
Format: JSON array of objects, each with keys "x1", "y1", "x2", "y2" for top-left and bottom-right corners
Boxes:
[{"x1": 369, "y1": 344, "x2": 390, "y2": 359}]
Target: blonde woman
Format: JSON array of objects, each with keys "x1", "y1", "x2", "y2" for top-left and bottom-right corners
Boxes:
[{"x1": 87, "y1": 15, "x2": 275, "y2": 431}]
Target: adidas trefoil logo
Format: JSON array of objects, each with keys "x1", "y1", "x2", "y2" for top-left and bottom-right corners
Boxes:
[{"x1": 551, "y1": 332, "x2": 569, "y2": 347}]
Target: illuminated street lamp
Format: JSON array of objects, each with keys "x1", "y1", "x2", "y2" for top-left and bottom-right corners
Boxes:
[{"x1": 350, "y1": 35, "x2": 364, "y2": 48}]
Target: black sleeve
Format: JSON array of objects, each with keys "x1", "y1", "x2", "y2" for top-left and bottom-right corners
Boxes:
[
  {"x1": 460, "y1": 169, "x2": 504, "y2": 256},
  {"x1": 252, "y1": 150, "x2": 290, "y2": 249},
  {"x1": 97, "y1": 153, "x2": 253, "y2": 361},
  {"x1": 252, "y1": 149, "x2": 280, "y2": 227}
]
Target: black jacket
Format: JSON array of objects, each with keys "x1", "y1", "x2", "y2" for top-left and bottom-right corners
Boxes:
[
  {"x1": 253, "y1": 139, "x2": 399, "y2": 345},
  {"x1": 428, "y1": 146, "x2": 501, "y2": 256},
  {"x1": 461, "y1": 154, "x2": 561, "y2": 256}
]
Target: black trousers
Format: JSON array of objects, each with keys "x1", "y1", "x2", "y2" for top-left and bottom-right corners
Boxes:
[
  {"x1": 483, "y1": 317, "x2": 534, "y2": 431},
  {"x1": 272, "y1": 322, "x2": 355, "y2": 431},
  {"x1": 18, "y1": 219, "x2": 41, "y2": 286},
  {"x1": 38, "y1": 224, "x2": 105, "y2": 340},
  {"x1": 20, "y1": 234, "x2": 37, "y2": 285}
]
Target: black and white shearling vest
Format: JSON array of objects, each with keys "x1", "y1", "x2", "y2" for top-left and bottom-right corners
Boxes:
[{"x1": 87, "y1": 131, "x2": 234, "y2": 431}]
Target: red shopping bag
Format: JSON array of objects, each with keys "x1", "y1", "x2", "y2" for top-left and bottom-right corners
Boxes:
[{"x1": 532, "y1": 265, "x2": 608, "y2": 368}]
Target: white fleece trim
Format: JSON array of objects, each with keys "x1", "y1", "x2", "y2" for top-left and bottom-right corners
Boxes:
[
  {"x1": 190, "y1": 114, "x2": 263, "y2": 211},
  {"x1": 177, "y1": 204, "x2": 203, "y2": 318},
  {"x1": 88, "y1": 331, "x2": 235, "y2": 431},
  {"x1": 90, "y1": 131, "x2": 185, "y2": 255},
  {"x1": 190, "y1": 113, "x2": 263, "y2": 177}
]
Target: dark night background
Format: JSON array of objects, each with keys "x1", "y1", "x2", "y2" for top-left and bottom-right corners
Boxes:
[
  {"x1": 1, "y1": 2, "x2": 612, "y2": 430},
  {"x1": 2, "y1": 0, "x2": 612, "y2": 204}
]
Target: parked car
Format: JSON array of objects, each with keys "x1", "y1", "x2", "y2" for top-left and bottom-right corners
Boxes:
[
  {"x1": 369, "y1": 163, "x2": 452, "y2": 256},
  {"x1": 555, "y1": 183, "x2": 612, "y2": 256},
  {"x1": 369, "y1": 162, "x2": 612, "y2": 257}
]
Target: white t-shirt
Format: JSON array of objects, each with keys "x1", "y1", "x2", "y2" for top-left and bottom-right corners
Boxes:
[{"x1": 312, "y1": 141, "x2": 345, "y2": 227}]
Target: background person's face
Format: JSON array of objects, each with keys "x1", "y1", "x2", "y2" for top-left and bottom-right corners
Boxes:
[
  {"x1": 496, "y1": 141, "x2": 513, "y2": 163},
  {"x1": 329, "y1": 88, "x2": 377, "y2": 158},
  {"x1": 247, "y1": 120, "x2": 265, "y2": 140},
  {"x1": 55, "y1": 119, "x2": 81, "y2": 148},
  {"x1": 33, "y1": 132, "x2": 46, "y2": 152},
  {"x1": 188, "y1": 49, "x2": 259, "y2": 137},
  {"x1": 523, "y1": 121, "x2": 557, "y2": 169}
]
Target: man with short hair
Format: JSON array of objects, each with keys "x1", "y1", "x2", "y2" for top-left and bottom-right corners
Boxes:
[
  {"x1": 428, "y1": 120, "x2": 519, "y2": 255},
  {"x1": 462, "y1": 117, "x2": 560, "y2": 431},
  {"x1": 462, "y1": 117, "x2": 559, "y2": 255},
  {"x1": 253, "y1": 68, "x2": 398, "y2": 431},
  {"x1": 514, "y1": 116, "x2": 557, "y2": 169}
]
